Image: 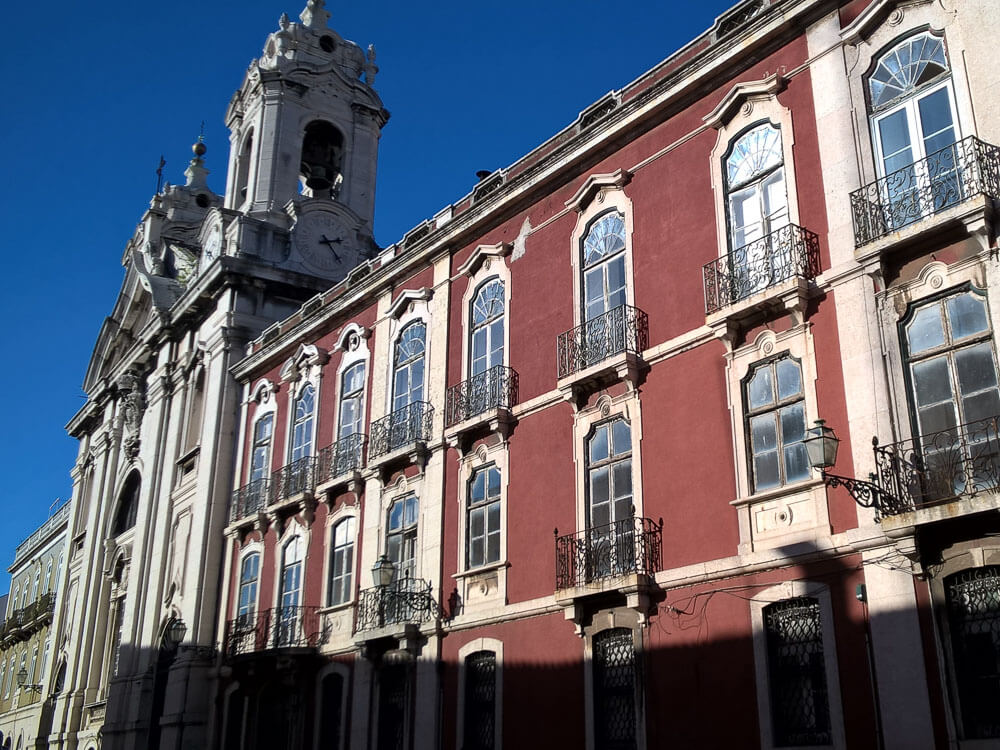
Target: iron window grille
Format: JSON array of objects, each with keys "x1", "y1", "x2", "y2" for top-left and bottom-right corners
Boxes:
[
  {"x1": 703, "y1": 225, "x2": 820, "y2": 314},
  {"x1": 592, "y1": 628, "x2": 638, "y2": 750},
  {"x1": 445, "y1": 365, "x2": 518, "y2": 427},
  {"x1": 557, "y1": 305, "x2": 648, "y2": 379},
  {"x1": 368, "y1": 402, "x2": 434, "y2": 459},
  {"x1": 376, "y1": 661, "x2": 411, "y2": 750},
  {"x1": 945, "y1": 566, "x2": 1000, "y2": 739},
  {"x1": 463, "y1": 651, "x2": 497, "y2": 750},
  {"x1": 763, "y1": 597, "x2": 832, "y2": 747}
]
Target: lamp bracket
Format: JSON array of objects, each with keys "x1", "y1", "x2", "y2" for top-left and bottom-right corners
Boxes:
[{"x1": 822, "y1": 470, "x2": 898, "y2": 522}]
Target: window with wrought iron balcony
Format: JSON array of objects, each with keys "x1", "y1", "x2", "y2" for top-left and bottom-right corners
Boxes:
[
  {"x1": 703, "y1": 123, "x2": 820, "y2": 323},
  {"x1": 445, "y1": 365, "x2": 518, "y2": 442},
  {"x1": 224, "y1": 605, "x2": 325, "y2": 658},
  {"x1": 353, "y1": 555, "x2": 436, "y2": 645},
  {"x1": 851, "y1": 33, "x2": 1000, "y2": 259}
]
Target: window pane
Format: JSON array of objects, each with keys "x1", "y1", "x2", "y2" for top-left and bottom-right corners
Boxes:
[
  {"x1": 470, "y1": 506, "x2": 485, "y2": 538},
  {"x1": 487, "y1": 502, "x2": 501, "y2": 535},
  {"x1": 776, "y1": 359, "x2": 802, "y2": 400},
  {"x1": 590, "y1": 467, "x2": 610, "y2": 506},
  {"x1": 487, "y1": 467, "x2": 501, "y2": 497},
  {"x1": 919, "y1": 401, "x2": 958, "y2": 435},
  {"x1": 780, "y1": 403, "x2": 806, "y2": 444},
  {"x1": 912, "y1": 356, "x2": 955, "y2": 408},
  {"x1": 751, "y1": 413, "x2": 778, "y2": 453},
  {"x1": 955, "y1": 343, "x2": 999, "y2": 397},
  {"x1": 589, "y1": 426, "x2": 609, "y2": 463},
  {"x1": 784, "y1": 443, "x2": 810, "y2": 483},
  {"x1": 470, "y1": 472, "x2": 485, "y2": 504},
  {"x1": 612, "y1": 462, "x2": 632, "y2": 502},
  {"x1": 388, "y1": 501, "x2": 403, "y2": 530},
  {"x1": 918, "y1": 87, "x2": 956, "y2": 152},
  {"x1": 878, "y1": 109, "x2": 913, "y2": 167},
  {"x1": 405, "y1": 495, "x2": 419, "y2": 525},
  {"x1": 963, "y1": 390, "x2": 1000, "y2": 426},
  {"x1": 948, "y1": 294, "x2": 990, "y2": 340},
  {"x1": 608, "y1": 257, "x2": 626, "y2": 300},
  {"x1": 748, "y1": 366, "x2": 775, "y2": 410},
  {"x1": 611, "y1": 420, "x2": 631, "y2": 455},
  {"x1": 907, "y1": 305, "x2": 946, "y2": 353},
  {"x1": 755, "y1": 451, "x2": 780, "y2": 491}
]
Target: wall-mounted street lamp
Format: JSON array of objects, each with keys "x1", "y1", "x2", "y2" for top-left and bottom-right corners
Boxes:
[
  {"x1": 16, "y1": 667, "x2": 41, "y2": 694},
  {"x1": 164, "y1": 618, "x2": 188, "y2": 649},
  {"x1": 803, "y1": 420, "x2": 899, "y2": 515},
  {"x1": 372, "y1": 554, "x2": 397, "y2": 589}
]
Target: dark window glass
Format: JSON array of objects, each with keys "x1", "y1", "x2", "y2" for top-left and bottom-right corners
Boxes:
[
  {"x1": 744, "y1": 357, "x2": 809, "y2": 491},
  {"x1": 463, "y1": 651, "x2": 497, "y2": 750},
  {"x1": 592, "y1": 628, "x2": 637, "y2": 750},
  {"x1": 764, "y1": 597, "x2": 831, "y2": 746},
  {"x1": 945, "y1": 567, "x2": 1000, "y2": 739},
  {"x1": 112, "y1": 471, "x2": 141, "y2": 536}
]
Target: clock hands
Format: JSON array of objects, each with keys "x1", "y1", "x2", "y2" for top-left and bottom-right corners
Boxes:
[{"x1": 320, "y1": 234, "x2": 343, "y2": 261}]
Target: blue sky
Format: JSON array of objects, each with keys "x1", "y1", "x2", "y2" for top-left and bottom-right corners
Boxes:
[{"x1": 0, "y1": 0, "x2": 734, "y2": 583}]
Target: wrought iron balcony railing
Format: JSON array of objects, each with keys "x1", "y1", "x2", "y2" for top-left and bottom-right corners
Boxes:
[
  {"x1": 229, "y1": 478, "x2": 270, "y2": 523},
  {"x1": 445, "y1": 365, "x2": 519, "y2": 427},
  {"x1": 554, "y1": 516, "x2": 663, "y2": 590},
  {"x1": 703, "y1": 224, "x2": 820, "y2": 314},
  {"x1": 0, "y1": 593, "x2": 57, "y2": 648},
  {"x1": 368, "y1": 401, "x2": 434, "y2": 460},
  {"x1": 870, "y1": 414, "x2": 1000, "y2": 518},
  {"x1": 851, "y1": 136, "x2": 1000, "y2": 247},
  {"x1": 316, "y1": 434, "x2": 366, "y2": 483},
  {"x1": 355, "y1": 578, "x2": 436, "y2": 633},
  {"x1": 270, "y1": 456, "x2": 316, "y2": 503},
  {"x1": 224, "y1": 605, "x2": 323, "y2": 657},
  {"x1": 557, "y1": 304, "x2": 649, "y2": 379}
]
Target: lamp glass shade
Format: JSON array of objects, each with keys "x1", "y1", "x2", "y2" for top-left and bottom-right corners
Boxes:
[
  {"x1": 372, "y1": 554, "x2": 396, "y2": 588},
  {"x1": 16, "y1": 667, "x2": 27, "y2": 687},
  {"x1": 165, "y1": 618, "x2": 188, "y2": 646},
  {"x1": 804, "y1": 419, "x2": 840, "y2": 469}
]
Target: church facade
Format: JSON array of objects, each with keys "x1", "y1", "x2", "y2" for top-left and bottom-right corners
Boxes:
[{"x1": 4, "y1": 0, "x2": 1000, "y2": 748}]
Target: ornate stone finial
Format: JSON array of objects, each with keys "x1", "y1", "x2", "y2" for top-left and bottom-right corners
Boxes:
[
  {"x1": 184, "y1": 131, "x2": 209, "y2": 189},
  {"x1": 364, "y1": 44, "x2": 379, "y2": 85},
  {"x1": 299, "y1": 0, "x2": 330, "y2": 29},
  {"x1": 279, "y1": 12, "x2": 290, "y2": 30}
]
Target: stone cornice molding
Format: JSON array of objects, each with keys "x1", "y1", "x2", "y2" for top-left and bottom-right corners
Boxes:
[
  {"x1": 564, "y1": 169, "x2": 632, "y2": 213},
  {"x1": 702, "y1": 74, "x2": 788, "y2": 129},
  {"x1": 455, "y1": 242, "x2": 512, "y2": 279},
  {"x1": 386, "y1": 287, "x2": 433, "y2": 321}
]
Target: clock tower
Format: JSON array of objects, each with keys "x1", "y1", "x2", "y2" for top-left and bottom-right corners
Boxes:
[{"x1": 223, "y1": 0, "x2": 388, "y2": 279}]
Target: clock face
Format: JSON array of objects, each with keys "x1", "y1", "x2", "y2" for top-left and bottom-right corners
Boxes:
[
  {"x1": 293, "y1": 212, "x2": 352, "y2": 273},
  {"x1": 202, "y1": 224, "x2": 222, "y2": 269}
]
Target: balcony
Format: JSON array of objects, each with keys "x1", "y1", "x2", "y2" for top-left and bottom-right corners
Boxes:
[
  {"x1": 702, "y1": 224, "x2": 819, "y2": 319},
  {"x1": 870, "y1": 415, "x2": 1000, "y2": 527},
  {"x1": 315, "y1": 434, "x2": 366, "y2": 495},
  {"x1": 553, "y1": 516, "x2": 662, "y2": 630},
  {"x1": 0, "y1": 593, "x2": 56, "y2": 649},
  {"x1": 354, "y1": 578, "x2": 436, "y2": 640},
  {"x1": 224, "y1": 605, "x2": 324, "y2": 658},
  {"x1": 444, "y1": 366, "x2": 518, "y2": 448},
  {"x1": 229, "y1": 479, "x2": 270, "y2": 524},
  {"x1": 556, "y1": 305, "x2": 648, "y2": 403},
  {"x1": 270, "y1": 456, "x2": 316, "y2": 505},
  {"x1": 367, "y1": 401, "x2": 434, "y2": 467},
  {"x1": 851, "y1": 136, "x2": 1000, "y2": 254}
]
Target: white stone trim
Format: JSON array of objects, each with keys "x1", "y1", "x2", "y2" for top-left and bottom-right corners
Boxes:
[
  {"x1": 572, "y1": 392, "x2": 645, "y2": 533},
  {"x1": 568, "y1": 180, "x2": 636, "y2": 329},
  {"x1": 331, "y1": 326, "x2": 370, "y2": 446},
  {"x1": 749, "y1": 580, "x2": 847, "y2": 750},
  {"x1": 724, "y1": 324, "x2": 830, "y2": 552},
  {"x1": 453, "y1": 443, "x2": 509, "y2": 615},
  {"x1": 459, "y1": 253, "x2": 512, "y2": 384},
  {"x1": 320, "y1": 505, "x2": 360, "y2": 609},
  {"x1": 456, "y1": 638, "x2": 503, "y2": 750},
  {"x1": 235, "y1": 540, "x2": 263, "y2": 618}
]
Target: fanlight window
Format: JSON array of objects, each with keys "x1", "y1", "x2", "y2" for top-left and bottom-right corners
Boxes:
[
  {"x1": 237, "y1": 553, "x2": 259, "y2": 621},
  {"x1": 582, "y1": 213, "x2": 627, "y2": 323},
  {"x1": 471, "y1": 279, "x2": 505, "y2": 376},
  {"x1": 869, "y1": 34, "x2": 949, "y2": 111},
  {"x1": 726, "y1": 123, "x2": 788, "y2": 252},
  {"x1": 393, "y1": 322, "x2": 427, "y2": 411},
  {"x1": 291, "y1": 384, "x2": 315, "y2": 462}
]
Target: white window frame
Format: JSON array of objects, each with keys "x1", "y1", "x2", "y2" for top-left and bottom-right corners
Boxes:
[
  {"x1": 244, "y1": 379, "x2": 278, "y2": 488},
  {"x1": 332, "y1": 323, "x2": 371, "y2": 444},
  {"x1": 750, "y1": 580, "x2": 847, "y2": 750},
  {"x1": 273, "y1": 527, "x2": 307, "y2": 612},
  {"x1": 279, "y1": 345, "x2": 329, "y2": 466},
  {"x1": 325, "y1": 515, "x2": 358, "y2": 608},
  {"x1": 457, "y1": 243, "x2": 512, "y2": 384},
  {"x1": 236, "y1": 547, "x2": 262, "y2": 622}
]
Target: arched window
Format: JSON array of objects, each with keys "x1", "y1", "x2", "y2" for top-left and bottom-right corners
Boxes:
[
  {"x1": 237, "y1": 553, "x2": 260, "y2": 623},
  {"x1": 387, "y1": 495, "x2": 419, "y2": 583},
  {"x1": 31, "y1": 569, "x2": 40, "y2": 601},
  {"x1": 725, "y1": 123, "x2": 788, "y2": 251},
  {"x1": 250, "y1": 413, "x2": 274, "y2": 485},
  {"x1": 867, "y1": 33, "x2": 958, "y2": 222},
  {"x1": 470, "y1": 279, "x2": 505, "y2": 377},
  {"x1": 44, "y1": 561, "x2": 53, "y2": 593},
  {"x1": 112, "y1": 471, "x2": 141, "y2": 536},
  {"x1": 467, "y1": 467, "x2": 501, "y2": 569},
  {"x1": 339, "y1": 363, "x2": 365, "y2": 440},
  {"x1": 744, "y1": 356, "x2": 809, "y2": 491},
  {"x1": 236, "y1": 129, "x2": 254, "y2": 203},
  {"x1": 581, "y1": 212, "x2": 627, "y2": 324},
  {"x1": 184, "y1": 368, "x2": 205, "y2": 452},
  {"x1": 299, "y1": 120, "x2": 344, "y2": 196},
  {"x1": 392, "y1": 322, "x2": 426, "y2": 412},
  {"x1": 290, "y1": 384, "x2": 315, "y2": 463},
  {"x1": 328, "y1": 518, "x2": 356, "y2": 606},
  {"x1": 277, "y1": 537, "x2": 304, "y2": 646}
]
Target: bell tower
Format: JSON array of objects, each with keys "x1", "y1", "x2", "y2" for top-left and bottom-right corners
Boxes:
[{"x1": 223, "y1": 0, "x2": 388, "y2": 235}]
